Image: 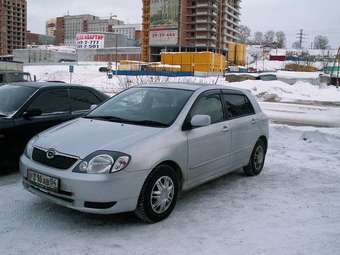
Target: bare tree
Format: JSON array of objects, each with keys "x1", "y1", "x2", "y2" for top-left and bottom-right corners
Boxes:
[
  {"x1": 275, "y1": 31, "x2": 286, "y2": 48},
  {"x1": 313, "y1": 35, "x2": 329, "y2": 49},
  {"x1": 254, "y1": 31, "x2": 264, "y2": 45},
  {"x1": 239, "y1": 25, "x2": 251, "y2": 44},
  {"x1": 264, "y1": 30, "x2": 275, "y2": 45}
]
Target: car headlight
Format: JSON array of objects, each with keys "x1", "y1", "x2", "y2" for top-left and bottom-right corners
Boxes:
[
  {"x1": 73, "y1": 151, "x2": 131, "y2": 174},
  {"x1": 24, "y1": 135, "x2": 39, "y2": 159}
]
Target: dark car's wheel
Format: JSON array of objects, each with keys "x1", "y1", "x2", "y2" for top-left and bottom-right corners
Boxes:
[
  {"x1": 135, "y1": 165, "x2": 179, "y2": 223},
  {"x1": 244, "y1": 139, "x2": 267, "y2": 176}
]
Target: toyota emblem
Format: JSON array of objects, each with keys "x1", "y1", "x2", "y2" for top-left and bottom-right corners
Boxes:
[{"x1": 46, "y1": 149, "x2": 56, "y2": 160}]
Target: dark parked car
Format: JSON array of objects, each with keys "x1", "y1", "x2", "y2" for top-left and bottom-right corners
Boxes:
[
  {"x1": 0, "y1": 82, "x2": 109, "y2": 169},
  {"x1": 99, "y1": 67, "x2": 109, "y2": 73},
  {"x1": 0, "y1": 71, "x2": 32, "y2": 85}
]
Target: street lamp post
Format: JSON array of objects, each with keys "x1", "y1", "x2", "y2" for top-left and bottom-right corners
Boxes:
[{"x1": 115, "y1": 34, "x2": 118, "y2": 75}]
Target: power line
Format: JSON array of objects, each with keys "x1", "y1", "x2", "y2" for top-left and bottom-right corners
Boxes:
[{"x1": 296, "y1": 29, "x2": 308, "y2": 49}]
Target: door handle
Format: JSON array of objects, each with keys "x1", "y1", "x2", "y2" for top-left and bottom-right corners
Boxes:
[
  {"x1": 251, "y1": 118, "x2": 256, "y2": 125},
  {"x1": 222, "y1": 126, "x2": 230, "y2": 132}
]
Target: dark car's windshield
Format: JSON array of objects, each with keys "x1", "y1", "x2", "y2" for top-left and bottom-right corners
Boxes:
[
  {"x1": 86, "y1": 87, "x2": 193, "y2": 127},
  {"x1": 0, "y1": 85, "x2": 37, "y2": 117}
]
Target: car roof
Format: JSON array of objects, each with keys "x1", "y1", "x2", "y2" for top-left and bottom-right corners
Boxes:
[
  {"x1": 141, "y1": 82, "x2": 249, "y2": 94},
  {"x1": 5, "y1": 82, "x2": 94, "y2": 90}
]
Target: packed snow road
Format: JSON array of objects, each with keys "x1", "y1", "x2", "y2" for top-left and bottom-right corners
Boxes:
[{"x1": 1, "y1": 124, "x2": 340, "y2": 255}]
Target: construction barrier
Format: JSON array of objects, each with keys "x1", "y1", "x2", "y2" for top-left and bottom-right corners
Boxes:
[
  {"x1": 227, "y1": 42, "x2": 247, "y2": 66},
  {"x1": 160, "y1": 52, "x2": 226, "y2": 73}
]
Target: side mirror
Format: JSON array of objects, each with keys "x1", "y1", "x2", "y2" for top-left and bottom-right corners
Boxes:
[
  {"x1": 191, "y1": 115, "x2": 211, "y2": 128},
  {"x1": 90, "y1": 104, "x2": 98, "y2": 111},
  {"x1": 23, "y1": 109, "x2": 42, "y2": 119}
]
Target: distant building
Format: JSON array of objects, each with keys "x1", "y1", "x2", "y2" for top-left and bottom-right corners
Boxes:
[
  {"x1": 27, "y1": 31, "x2": 55, "y2": 46},
  {"x1": 55, "y1": 17, "x2": 65, "y2": 45},
  {"x1": 46, "y1": 18, "x2": 57, "y2": 36},
  {"x1": 52, "y1": 14, "x2": 141, "y2": 47},
  {"x1": 77, "y1": 47, "x2": 141, "y2": 62},
  {"x1": 63, "y1": 14, "x2": 98, "y2": 46},
  {"x1": 0, "y1": 0, "x2": 27, "y2": 55},
  {"x1": 13, "y1": 45, "x2": 77, "y2": 63},
  {"x1": 87, "y1": 17, "x2": 124, "y2": 32},
  {"x1": 135, "y1": 30, "x2": 143, "y2": 46},
  {"x1": 109, "y1": 24, "x2": 142, "y2": 40}
]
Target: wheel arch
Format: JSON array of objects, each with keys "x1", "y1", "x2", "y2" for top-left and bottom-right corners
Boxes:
[{"x1": 156, "y1": 160, "x2": 184, "y2": 191}]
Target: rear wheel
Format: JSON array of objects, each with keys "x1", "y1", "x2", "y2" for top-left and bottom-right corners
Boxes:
[
  {"x1": 135, "y1": 165, "x2": 179, "y2": 223},
  {"x1": 243, "y1": 140, "x2": 267, "y2": 176}
]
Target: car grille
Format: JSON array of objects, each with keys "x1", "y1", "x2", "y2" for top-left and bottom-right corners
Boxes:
[{"x1": 32, "y1": 147, "x2": 78, "y2": 170}]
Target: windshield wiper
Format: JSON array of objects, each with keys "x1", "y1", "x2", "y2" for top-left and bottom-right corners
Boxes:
[
  {"x1": 84, "y1": 116, "x2": 168, "y2": 127},
  {"x1": 0, "y1": 113, "x2": 7, "y2": 117},
  {"x1": 83, "y1": 115, "x2": 129, "y2": 123},
  {"x1": 128, "y1": 120, "x2": 169, "y2": 127}
]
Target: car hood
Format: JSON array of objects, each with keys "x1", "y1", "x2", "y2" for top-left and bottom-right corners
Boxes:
[{"x1": 35, "y1": 118, "x2": 164, "y2": 158}]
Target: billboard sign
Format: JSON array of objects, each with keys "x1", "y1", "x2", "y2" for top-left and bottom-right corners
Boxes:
[
  {"x1": 150, "y1": 0, "x2": 179, "y2": 46},
  {"x1": 76, "y1": 34, "x2": 105, "y2": 49},
  {"x1": 150, "y1": 30, "x2": 178, "y2": 46}
]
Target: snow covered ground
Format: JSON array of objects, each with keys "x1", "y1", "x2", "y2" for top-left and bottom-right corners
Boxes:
[
  {"x1": 24, "y1": 64, "x2": 340, "y2": 127},
  {"x1": 1, "y1": 124, "x2": 340, "y2": 255},
  {"x1": 24, "y1": 64, "x2": 340, "y2": 102}
]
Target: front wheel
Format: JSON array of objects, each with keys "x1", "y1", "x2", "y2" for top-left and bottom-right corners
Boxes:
[
  {"x1": 243, "y1": 140, "x2": 267, "y2": 176},
  {"x1": 135, "y1": 165, "x2": 179, "y2": 223}
]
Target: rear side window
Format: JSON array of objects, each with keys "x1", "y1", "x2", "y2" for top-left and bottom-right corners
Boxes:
[
  {"x1": 223, "y1": 94, "x2": 255, "y2": 119},
  {"x1": 191, "y1": 92, "x2": 224, "y2": 124},
  {"x1": 27, "y1": 89, "x2": 69, "y2": 114},
  {"x1": 69, "y1": 88, "x2": 101, "y2": 111}
]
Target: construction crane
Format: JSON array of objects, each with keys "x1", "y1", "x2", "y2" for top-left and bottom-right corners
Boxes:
[{"x1": 142, "y1": 0, "x2": 150, "y2": 62}]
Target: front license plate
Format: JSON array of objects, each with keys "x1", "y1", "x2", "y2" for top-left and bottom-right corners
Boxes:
[{"x1": 27, "y1": 170, "x2": 59, "y2": 192}]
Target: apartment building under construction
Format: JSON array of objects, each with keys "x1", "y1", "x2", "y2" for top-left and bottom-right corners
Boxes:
[
  {"x1": 0, "y1": 0, "x2": 27, "y2": 55},
  {"x1": 142, "y1": 0, "x2": 241, "y2": 61}
]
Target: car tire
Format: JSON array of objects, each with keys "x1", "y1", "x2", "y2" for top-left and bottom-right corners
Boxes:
[
  {"x1": 243, "y1": 139, "x2": 267, "y2": 177},
  {"x1": 135, "y1": 165, "x2": 179, "y2": 223}
]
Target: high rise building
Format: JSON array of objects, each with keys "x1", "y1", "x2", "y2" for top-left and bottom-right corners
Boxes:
[
  {"x1": 0, "y1": 0, "x2": 27, "y2": 55},
  {"x1": 63, "y1": 14, "x2": 98, "y2": 46},
  {"x1": 142, "y1": 0, "x2": 241, "y2": 61}
]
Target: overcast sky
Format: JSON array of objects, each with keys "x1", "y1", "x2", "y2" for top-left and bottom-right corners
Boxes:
[{"x1": 28, "y1": 0, "x2": 340, "y2": 48}]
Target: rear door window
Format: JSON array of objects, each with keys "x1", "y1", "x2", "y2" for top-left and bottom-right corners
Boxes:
[
  {"x1": 69, "y1": 88, "x2": 101, "y2": 112},
  {"x1": 223, "y1": 93, "x2": 255, "y2": 119}
]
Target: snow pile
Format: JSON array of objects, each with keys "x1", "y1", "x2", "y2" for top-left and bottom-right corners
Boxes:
[
  {"x1": 229, "y1": 80, "x2": 340, "y2": 103},
  {"x1": 277, "y1": 71, "x2": 321, "y2": 79}
]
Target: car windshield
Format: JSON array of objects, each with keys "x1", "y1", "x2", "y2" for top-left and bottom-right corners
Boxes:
[
  {"x1": 0, "y1": 85, "x2": 37, "y2": 117},
  {"x1": 86, "y1": 87, "x2": 193, "y2": 127}
]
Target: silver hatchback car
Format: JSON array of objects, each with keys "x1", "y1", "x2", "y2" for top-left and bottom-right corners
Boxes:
[{"x1": 21, "y1": 83, "x2": 269, "y2": 223}]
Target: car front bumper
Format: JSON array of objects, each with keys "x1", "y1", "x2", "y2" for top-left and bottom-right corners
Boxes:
[{"x1": 20, "y1": 155, "x2": 148, "y2": 214}]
